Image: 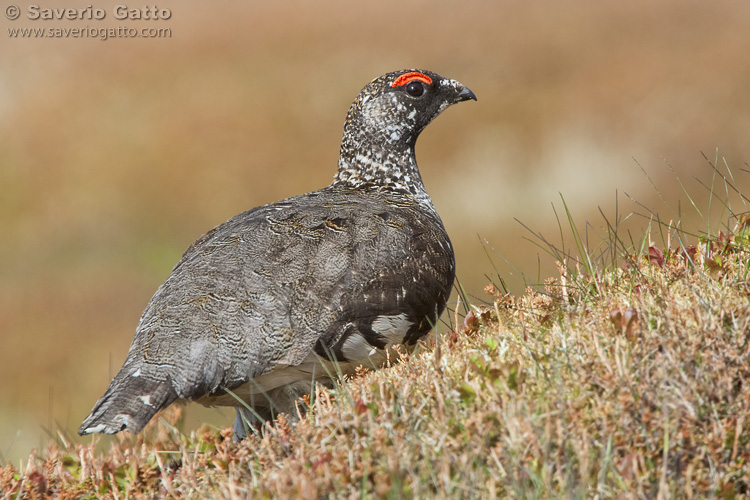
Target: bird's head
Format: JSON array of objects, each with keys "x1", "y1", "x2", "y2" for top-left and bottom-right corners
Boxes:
[{"x1": 335, "y1": 69, "x2": 476, "y2": 195}]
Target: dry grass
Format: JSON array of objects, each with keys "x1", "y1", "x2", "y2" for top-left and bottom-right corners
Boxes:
[{"x1": 2, "y1": 211, "x2": 748, "y2": 498}]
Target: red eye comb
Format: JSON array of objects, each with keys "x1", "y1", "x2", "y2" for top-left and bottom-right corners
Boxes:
[{"x1": 391, "y1": 72, "x2": 433, "y2": 88}]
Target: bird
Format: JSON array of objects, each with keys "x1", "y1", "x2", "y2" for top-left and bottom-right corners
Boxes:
[{"x1": 78, "y1": 69, "x2": 476, "y2": 439}]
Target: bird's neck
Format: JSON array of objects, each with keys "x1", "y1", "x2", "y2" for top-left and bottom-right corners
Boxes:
[{"x1": 331, "y1": 124, "x2": 428, "y2": 199}]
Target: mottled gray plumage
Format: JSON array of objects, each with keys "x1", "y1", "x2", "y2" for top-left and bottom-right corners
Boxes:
[{"x1": 79, "y1": 69, "x2": 476, "y2": 438}]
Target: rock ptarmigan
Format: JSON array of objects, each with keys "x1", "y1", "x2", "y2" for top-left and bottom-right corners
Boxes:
[{"x1": 79, "y1": 69, "x2": 476, "y2": 439}]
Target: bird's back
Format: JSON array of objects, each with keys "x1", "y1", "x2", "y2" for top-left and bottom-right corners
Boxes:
[{"x1": 79, "y1": 184, "x2": 454, "y2": 435}]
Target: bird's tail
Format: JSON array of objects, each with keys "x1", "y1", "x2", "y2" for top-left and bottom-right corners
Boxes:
[{"x1": 78, "y1": 368, "x2": 178, "y2": 435}]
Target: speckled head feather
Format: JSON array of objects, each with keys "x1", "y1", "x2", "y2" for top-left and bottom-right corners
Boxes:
[{"x1": 332, "y1": 69, "x2": 476, "y2": 199}]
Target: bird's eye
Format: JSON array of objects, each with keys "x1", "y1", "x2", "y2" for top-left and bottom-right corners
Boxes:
[{"x1": 405, "y1": 80, "x2": 425, "y2": 97}]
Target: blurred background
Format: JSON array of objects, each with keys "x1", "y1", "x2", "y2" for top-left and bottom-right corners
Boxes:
[{"x1": 2, "y1": 0, "x2": 749, "y2": 463}]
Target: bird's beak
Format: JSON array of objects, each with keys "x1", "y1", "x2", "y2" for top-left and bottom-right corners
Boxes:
[{"x1": 456, "y1": 86, "x2": 477, "y2": 102}]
